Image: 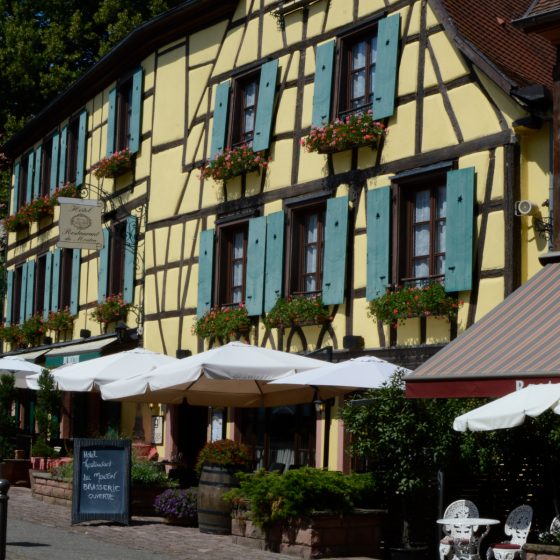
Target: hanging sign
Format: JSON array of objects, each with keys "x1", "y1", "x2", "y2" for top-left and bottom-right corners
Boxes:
[{"x1": 58, "y1": 197, "x2": 104, "y2": 250}]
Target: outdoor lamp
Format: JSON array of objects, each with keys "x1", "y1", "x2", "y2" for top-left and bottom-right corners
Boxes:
[{"x1": 115, "y1": 321, "x2": 129, "y2": 343}]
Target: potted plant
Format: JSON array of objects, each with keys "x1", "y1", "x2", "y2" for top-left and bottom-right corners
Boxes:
[
  {"x1": 46, "y1": 307, "x2": 74, "y2": 340},
  {"x1": 195, "y1": 439, "x2": 252, "y2": 534},
  {"x1": 199, "y1": 144, "x2": 269, "y2": 183},
  {"x1": 263, "y1": 295, "x2": 331, "y2": 329},
  {"x1": 130, "y1": 455, "x2": 177, "y2": 515},
  {"x1": 21, "y1": 313, "x2": 47, "y2": 347},
  {"x1": 92, "y1": 148, "x2": 133, "y2": 179},
  {"x1": 0, "y1": 324, "x2": 25, "y2": 349},
  {"x1": 90, "y1": 293, "x2": 131, "y2": 327},
  {"x1": 192, "y1": 304, "x2": 252, "y2": 341},
  {"x1": 30, "y1": 369, "x2": 61, "y2": 470},
  {"x1": 368, "y1": 282, "x2": 463, "y2": 327},
  {"x1": 340, "y1": 369, "x2": 466, "y2": 560},
  {"x1": 154, "y1": 487, "x2": 198, "y2": 526},
  {"x1": 226, "y1": 467, "x2": 385, "y2": 558},
  {"x1": 301, "y1": 110, "x2": 386, "y2": 154}
]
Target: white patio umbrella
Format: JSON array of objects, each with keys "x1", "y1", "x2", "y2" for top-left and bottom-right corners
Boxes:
[
  {"x1": 0, "y1": 357, "x2": 43, "y2": 389},
  {"x1": 269, "y1": 355, "x2": 409, "y2": 396},
  {"x1": 26, "y1": 348, "x2": 177, "y2": 392},
  {"x1": 453, "y1": 383, "x2": 560, "y2": 432},
  {"x1": 100, "y1": 341, "x2": 328, "y2": 407}
]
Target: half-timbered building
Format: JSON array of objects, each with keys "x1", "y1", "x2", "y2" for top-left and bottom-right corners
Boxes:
[{"x1": 1, "y1": 0, "x2": 555, "y2": 471}]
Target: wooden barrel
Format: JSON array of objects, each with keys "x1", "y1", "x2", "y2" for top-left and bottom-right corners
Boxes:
[{"x1": 197, "y1": 464, "x2": 238, "y2": 534}]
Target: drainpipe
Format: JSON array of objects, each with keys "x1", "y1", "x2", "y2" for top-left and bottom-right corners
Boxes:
[{"x1": 552, "y1": 47, "x2": 560, "y2": 252}]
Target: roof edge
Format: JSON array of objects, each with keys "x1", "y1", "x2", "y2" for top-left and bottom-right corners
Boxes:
[
  {"x1": 429, "y1": 0, "x2": 518, "y2": 94},
  {"x1": 3, "y1": 0, "x2": 238, "y2": 157}
]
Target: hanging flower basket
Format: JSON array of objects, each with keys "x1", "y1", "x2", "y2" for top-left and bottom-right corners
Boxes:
[
  {"x1": 301, "y1": 110, "x2": 386, "y2": 154},
  {"x1": 90, "y1": 294, "x2": 131, "y2": 325},
  {"x1": 0, "y1": 324, "x2": 25, "y2": 348},
  {"x1": 46, "y1": 308, "x2": 74, "y2": 334},
  {"x1": 192, "y1": 304, "x2": 252, "y2": 341},
  {"x1": 199, "y1": 145, "x2": 269, "y2": 182},
  {"x1": 368, "y1": 282, "x2": 463, "y2": 327},
  {"x1": 92, "y1": 148, "x2": 133, "y2": 179},
  {"x1": 263, "y1": 295, "x2": 331, "y2": 329},
  {"x1": 3, "y1": 183, "x2": 80, "y2": 232}
]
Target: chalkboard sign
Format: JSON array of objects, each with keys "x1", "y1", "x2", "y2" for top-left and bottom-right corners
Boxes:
[{"x1": 72, "y1": 438, "x2": 131, "y2": 525}]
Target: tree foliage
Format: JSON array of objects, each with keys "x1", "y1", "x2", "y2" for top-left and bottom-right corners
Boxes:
[
  {"x1": 0, "y1": 373, "x2": 17, "y2": 459},
  {"x1": 0, "y1": 0, "x2": 183, "y2": 140}
]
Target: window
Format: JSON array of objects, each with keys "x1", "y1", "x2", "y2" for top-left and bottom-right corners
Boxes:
[
  {"x1": 34, "y1": 254, "x2": 48, "y2": 317},
  {"x1": 115, "y1": 78, "x2": 133, "y2": 152},
  {"x1": 17, "y1": 152, "x2": 32, "y2": 210},
  {"x1": 216, "y1": 222, "x2": 249, "y2": 306},
  {"x1": 11, "y1": 265, "x2": 24, "y2": 324},
  {"x1": 58, "y1": 249, "x2": 75, "y2": 309},
  {"x1": 230, "y1": 73, "x2": 259, "y2": 148},
  {"x1": 40, "y1": 136, "x2": 54, "y2": 197},
  {"x1": 398, "y1": 174, "x2": 447, "y2": 286},
  {"x1": 288, "y1": 203, "x2": 326, "y2": 296},
  {"x1": 65, "y1": 117, "x2": 80, "y2": 184},
  {"x1": 108, "y1": 221, "x2": 127, "y2": 296},
  {"x1": 338, "y1": 29, "x2": 377, "y2": 118}
]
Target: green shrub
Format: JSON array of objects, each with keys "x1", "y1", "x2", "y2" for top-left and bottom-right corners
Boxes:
[
  {"x1": 131, "y1": 458, "x2": 177, "y2": 487},
  {"x1": 225, "y1": 467, "x2": 376, "y2": 527},
  {"x1": 31, "y1": 438, "x2": 58, "y2": 458},
  {"x1": 51, "y1": 461, "x2": 73, "y2": 480}
]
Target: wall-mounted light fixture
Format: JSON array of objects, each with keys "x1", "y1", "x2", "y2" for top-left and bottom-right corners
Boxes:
[
  {"x1": 115, "y1": 321, "x2": 129, "y2": 343},
  {"x1": 79, "y1": 329, "x2": 91, "y2": 339},
  {"x1": 42, "y1": 336, "x2": 53, "y2": 346},
  {"x1": 176, "y1": 349, "x2": 192, "y2": 359}
]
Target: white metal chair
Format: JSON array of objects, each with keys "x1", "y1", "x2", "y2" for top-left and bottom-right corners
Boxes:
[
  {"x1": 486, "y1": 505, "x2": 533, "y2": 560},
  {"x1": 440, "y1": 500, "x2": 480, "y2": 560}
]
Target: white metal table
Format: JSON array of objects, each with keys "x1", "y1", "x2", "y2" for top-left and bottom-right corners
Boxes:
[{"x1": 437, "y1": 517, "x2": 500, "y2": 560}]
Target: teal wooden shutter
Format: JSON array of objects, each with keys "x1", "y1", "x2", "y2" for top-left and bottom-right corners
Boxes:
[
  {"x1": 43, "y1": 252, "x2": 52, "y2": 321},
  {"x1": 50, "y1": 132, "x2": 60, "y2": 194},
  {"x1": 70, "y1": 249, "x2": 81, "y2": 315},
  {"x1": 5, "y1": 269, "x2": 13, "y2": 326},
  {"x1": 253, "y1": 59, "x2": 278, "y2": 152},
  {"x1": 98, "y1": 228, "x2": 110, "y2": 302},
  {"x1": 445, "y1": 167, "x2": 475, "y2": 292},
  {"x1": 51, "y1": 248, "x2": 61, "y2": 311},
  {"x1": 25, "y1": 260, "x2": 35, "y2": 319},
  {"x1": 210, "y1": 81, "x2": 230, "y2": 158},
  {"x1": 76, "y1": 109, "x2": 87, "y2": 187},
  {"x1": 58, "y1": 125, "x2": 68, "y2": 186},
  {"x1": 26, "y1": 152, "x2": 34, "y2": 203},
  {"x1": 33, "y1": 145, "x2": 42, "y2": 199},
  {"x1": 245, "y1": 217, "x2": 267, "y2": 316},
  {"x1": 123, "y1": 216, "x2": 137, "y2": 304},
  {"x1": 19, "y1": 262, "x2": 28, "y2": 324},
  {"x1": 311, "y1": 41, "x2": 335, "y2": 127},
  {"x1": 197, "y1": 229, "x2": 215, "y2": 317},
  {"x1": 107, "y1": 88, "x2": 117, "y2": 156},
  {"x1": 264, "y1": 211, "x2": 285, "y2": 312},
  {"x1": 129, "y1": 68, "x2": 143, "y2": 154},
  {"x1": 366, "y1": 186, "x2": 391, "y2": 300},
  {"x1": 373, "y1": 13, "x2": 400, "y2": 120},
  {"x1": 322, "y1": 196, "x2": 349, "y2": 305},
  {"x1": 12, "y1": 162, "x2": 20, "y2": 214}
]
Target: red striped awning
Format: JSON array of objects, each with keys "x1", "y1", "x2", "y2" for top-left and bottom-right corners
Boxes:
[{"x1": 405, "y1": 263, "x2": 560, "y2": 398}]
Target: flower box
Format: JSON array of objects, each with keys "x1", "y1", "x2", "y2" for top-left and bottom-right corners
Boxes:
[
  {"x1": 193, "y1": 304, "x2": 252, "y2": 341},
  {"x1": 200, "y1": 144, "x2": 269, "y2": 183},
  {"x1": 231, "y1": 508, "x2": 387, "y2": 559},
  {"x1": 90, "y1": 294, "x2": 131, "y2": 325},
  {"x1": 264, "y1": 295, "x2": 331, "y2": 330},
  {"x1": 92, "y1": 148, "x2": 133, "y2": 179},
  {"x1": 302, "y1": 111, "x2": 386, "y2": 155},
  {"x1": 368, "y1": 282, "x2": 463, "y2": 327}
]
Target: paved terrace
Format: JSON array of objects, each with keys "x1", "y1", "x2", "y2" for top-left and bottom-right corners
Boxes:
[{"x1": 5, "y1": 486, "x2": 375, "y2": 560}]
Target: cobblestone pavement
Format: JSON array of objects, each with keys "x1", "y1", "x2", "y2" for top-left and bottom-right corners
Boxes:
[{"x1": 4, "y1": 486, "x2": 376, "y2": 560}]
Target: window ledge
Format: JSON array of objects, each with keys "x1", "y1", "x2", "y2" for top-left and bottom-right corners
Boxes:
[{"x1": 272, "y1": 0, "x2": 326, "y2": 28}]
